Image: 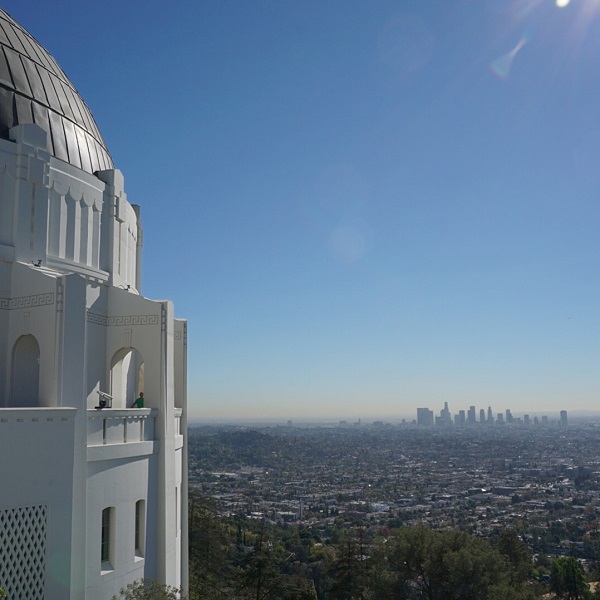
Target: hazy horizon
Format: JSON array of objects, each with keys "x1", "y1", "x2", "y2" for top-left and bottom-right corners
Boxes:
[{"x1": 189, "y1": 407, "x2": 600, "y2": 427}]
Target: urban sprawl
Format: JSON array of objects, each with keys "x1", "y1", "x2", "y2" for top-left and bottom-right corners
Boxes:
[{"x1": 189, "y1": 409, "x2": 600, "y2": 568}]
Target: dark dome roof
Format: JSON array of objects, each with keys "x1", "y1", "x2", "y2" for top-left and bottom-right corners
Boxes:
[{"x1": 0, "y1": 10, "x2": 113, "y2": 173}]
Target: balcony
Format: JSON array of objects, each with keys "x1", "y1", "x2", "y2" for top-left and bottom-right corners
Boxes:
[
  {"x1": 87, "y1": 408, "x2": 157, "y2": 462},
  {"x1": 87, "y1": 408, "x2": 156, "y2": 445},
  {"x1": 174, "y1": 408, "x2": 182, "y2": 436},
  {"x1": 174, "y1": 408, "x2": 183, "y2": 449}
]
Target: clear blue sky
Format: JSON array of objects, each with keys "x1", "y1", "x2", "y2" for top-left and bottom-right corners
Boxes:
[{"x1": 8, "y1": 0, "x2": 600, "y2": 421}]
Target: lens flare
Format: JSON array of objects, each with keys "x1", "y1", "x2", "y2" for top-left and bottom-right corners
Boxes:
[
  {"x1": 490, "y1": 37, "x2": 528, "y2": 79},
  {"x1": 329, "y1": 224, "x2": 368, "y2": 263}
]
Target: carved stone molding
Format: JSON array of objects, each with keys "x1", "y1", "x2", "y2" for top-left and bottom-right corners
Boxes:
[
  {"x1": 87, "y1": 312, "x2": 108, "y2": 326},
  {"x1": 87, "y1": 312, "x2": 159, "y2": 327},
  {"x1": 174, "y1": 323, "x2": 188, "y2": 346},
  {"x1": 0, "y1": 292, "x2": 55, "y2": 310}
]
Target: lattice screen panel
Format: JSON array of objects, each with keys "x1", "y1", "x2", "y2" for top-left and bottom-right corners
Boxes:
[{"x1": 0, "y1": 505, "x2": 47, "y2": 600}]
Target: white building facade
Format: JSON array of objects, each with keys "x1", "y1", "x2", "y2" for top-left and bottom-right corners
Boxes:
[{"x1": 0, "y1": 10, "x2": 188, "y2": 600}]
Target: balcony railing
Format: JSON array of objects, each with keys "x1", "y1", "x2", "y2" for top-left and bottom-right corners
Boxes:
[
  {"x1": 174, "y1": 408, "x2": 183, "y2": 436},
  {"x1": 87, "y1": 409, "x2": 156, "y2": 446}
]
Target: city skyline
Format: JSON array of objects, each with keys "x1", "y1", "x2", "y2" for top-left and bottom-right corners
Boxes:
[
  {"x1": 191, "y1": 407, "x2": 600, "y2": 427},
  {"x1": 416, "y1": 401, "x2": 571, "y2": 427},
  {"x1": 8, "y1": 1, "x2": 600, "y2": 420}
]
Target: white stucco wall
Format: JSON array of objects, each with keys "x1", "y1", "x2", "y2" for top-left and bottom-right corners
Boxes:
[
  {"x1": 3, "y1": 264, "x2": 59, "y2": 407},
  {"x1": 85, "y1": 450, "x2": 159, "y2": 600},
  {"x1": 0, "y1": 408, "x2": 76, "y2": 599}
]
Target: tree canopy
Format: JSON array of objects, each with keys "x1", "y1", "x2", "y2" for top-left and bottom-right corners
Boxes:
[
  {"x1": 111, "y1": 579, "x2": 187, "y2": 600},
  {"x1": 550, "y1": 557, "x2": 590, "y2": 600},
  {"x1": 368, "y1": 525, "x2": 535, "y2": 600}
]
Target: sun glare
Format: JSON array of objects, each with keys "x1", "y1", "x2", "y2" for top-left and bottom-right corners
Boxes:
[{"x1": 556, "y1": 0, "x2": 570, "y2": 7}]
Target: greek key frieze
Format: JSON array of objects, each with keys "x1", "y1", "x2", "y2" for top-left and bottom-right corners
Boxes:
[
  {"x1": 87, "y1": 312, "x2": 159, "y2": 327},
  {"x1": 87, "y1": 312, "x2": 108, "y2": 326},
  {"x1": 109, "y1": 315, "x2": 159, "y2": 326},
  {"x1": 174, "y1": 324, "x2": 188, "y2": 345},
  {"x1": 0, "y1": 293, "x2": 55, "y2": 310}
]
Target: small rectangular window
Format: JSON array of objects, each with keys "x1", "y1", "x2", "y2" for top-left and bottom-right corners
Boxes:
[
  {"x1": 175, "y1": 487, "x2": 178, "y2": 537},
  {"x1": 135, "y1": 500, "x2": 146, "y2": 557},
  {"x1": 101, "y1": 508, "x2": 111, "y2": 563},
  {"x1": 101, "y1": 507, "x2": 115, "y2": 569}
]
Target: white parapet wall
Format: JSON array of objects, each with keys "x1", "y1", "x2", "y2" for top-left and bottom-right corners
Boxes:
[{"x1": 0, "y1": 408, "x2": 77, "y2": 600}]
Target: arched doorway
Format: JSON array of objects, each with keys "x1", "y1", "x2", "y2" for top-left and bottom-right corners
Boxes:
[
  {"x1": 11, "y1": 335, "x2": 40, "y2": 407},
  {"x1": 110, "y1": 348, "x2": 144, "y2": 408}
]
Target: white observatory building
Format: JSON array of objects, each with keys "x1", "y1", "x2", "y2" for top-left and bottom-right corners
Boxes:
[{"x1": 0, "y1": 9, "x2": 188, "y2": 600}]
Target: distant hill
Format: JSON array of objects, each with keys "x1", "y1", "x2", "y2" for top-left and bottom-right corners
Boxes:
[{"x1": 189, "y1": 428, "x2": 284, "y2": 470}]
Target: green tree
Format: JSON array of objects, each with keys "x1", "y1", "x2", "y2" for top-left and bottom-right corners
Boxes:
[
  {"x1": 550, "y1": 557, "x2": 591, "y2": 600},
  {"x1": 495, "y1": 528, "x2": 532, "y2": 585},
  {"x1": 370, "y1": 525, "x2": 528, "y2": 600},
  {"x1": 239, "y1": 521, "x2": 287, "y2": 600},
  {"x1": 188, "y1": 492, "x2": 234, "y2": 599},
  {"x1": 329, "y1": 528, "x2": 370, "y2": 600},
  {"x1": 486, "y1": 582, "x2": 537, "y2": 599},
  {"x1": 111, "y1": 579, "x2": 187, "y2": 600}
]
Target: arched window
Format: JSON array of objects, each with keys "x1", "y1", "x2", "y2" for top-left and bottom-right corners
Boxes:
[
  {"x1": 110, "y1": 348, "x2": 144, "y2": 408},
  {"x1": 10, "y1": 334, "x2": 40, "y2": 407},
  {"x1": 101, "y1": 506, "x2": 115, "y2": 569}
]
